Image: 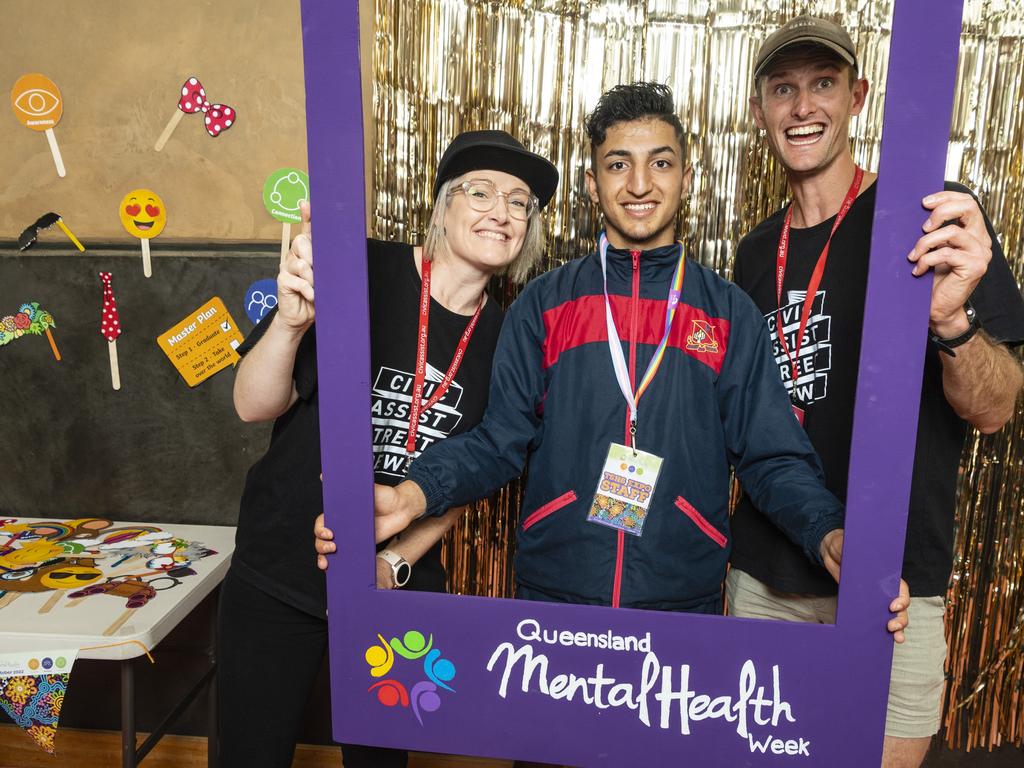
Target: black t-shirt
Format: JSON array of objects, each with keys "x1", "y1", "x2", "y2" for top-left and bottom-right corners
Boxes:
[
  {"x1": 230, "y1": 239, "x2": 504, "y2": 617},
  {"x1": 731, "y1": 182, "x2": 1024, "y2": 597}
]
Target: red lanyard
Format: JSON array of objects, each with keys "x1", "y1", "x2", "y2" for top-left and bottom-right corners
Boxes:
[
  {"x1": 405, "y1": 257, "x2": 484, "y2": 455},
  {"x1": 775, "y1": 166, "x2": 863, "y2": 398}
]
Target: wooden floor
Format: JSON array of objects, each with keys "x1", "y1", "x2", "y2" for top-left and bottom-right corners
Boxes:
[{"x1": 0, "y1": 724, "x2": 511, "y2": 768}]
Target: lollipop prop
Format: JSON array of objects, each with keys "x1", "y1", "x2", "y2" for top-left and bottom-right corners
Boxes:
[
  {"x1": 0, "y1": 302, "x2": 60, "y2": 361},
  {"x1": 119, "y1": 189, "x2": 166, "y2": 278},
  {"x1": 100, "y1": 272, "x2": 122, "y2": 390},
  {"x1": 18, "y1": 212, "x2": 85, "y2": 252},
  {"x1": 11, "y1": 74, "x2": 66, "y2": 178},
  {"x1": 263, "y1": 168, "x2": 309, "y2": 264},
  {"x1": 155, "y1": 76, "x2": 236, "y2": 151}
]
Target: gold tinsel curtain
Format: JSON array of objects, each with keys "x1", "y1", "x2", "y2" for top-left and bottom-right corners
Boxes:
[{"x1": 369, "y1": 0, "x2": 1024, "y2": 750}]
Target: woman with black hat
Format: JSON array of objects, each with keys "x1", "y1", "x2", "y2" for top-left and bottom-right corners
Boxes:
[{"x1": 216, "y1": 131, "x2": 558, "y2": 768}]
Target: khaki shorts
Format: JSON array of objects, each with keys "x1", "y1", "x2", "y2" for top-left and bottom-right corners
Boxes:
[{"x1": 726, "y1": 568, "x2": 947, "y2": 739}]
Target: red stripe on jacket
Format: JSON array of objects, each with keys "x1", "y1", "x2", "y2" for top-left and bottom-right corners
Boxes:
[{"x1": 541, "y1": 294, "x2": 730, "y2": 375}]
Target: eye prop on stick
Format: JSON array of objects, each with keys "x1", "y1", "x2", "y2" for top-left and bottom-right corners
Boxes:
[
  {"x1": 10, "y1": 73, "x2": 66, "y2": 177},
  {"x1": 18, "y1": 212, "x2": 84, "y2": 252},
  {"x1": 154, "y1": 76, "x2": 237, "y2": 151}
]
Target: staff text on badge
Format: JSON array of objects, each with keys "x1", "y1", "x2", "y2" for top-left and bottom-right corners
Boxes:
[{"x1": 156, "y1": 297, "x2": 244, "y2": 387}]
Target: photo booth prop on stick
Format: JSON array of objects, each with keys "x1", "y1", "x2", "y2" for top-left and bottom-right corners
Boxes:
[
  {"x1": 154, "y1": 76, "x2": 236, "y2": 151},
  {"x1": 0, "y1": 303, "x2": 60, "y2": 361},
  {"x1": 263, "y1": 168, "x2": 310, "y2": 264},
  {"x1": 305, "y1": 0, "x2": 965, "y2": 763},
  {"x1": 10, "y1": 74, "x2": 66, "y2": 178},
  {"x1": 118, "y1": 189, "x2": 166, "y2": 278},
  {"x1": 156, "y1": 297, "x2": 244, "y2": 387},
  {"x1": 99, "y1": 272, "x2": 122, "y2": 390},
  {"x1": 18, "y1": 213, "x2": 84, "y2": 252}
]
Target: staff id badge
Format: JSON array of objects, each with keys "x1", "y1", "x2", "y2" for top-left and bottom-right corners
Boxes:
[{"x1": 587, "y1": 443, "x2": 663, "y2": 537}]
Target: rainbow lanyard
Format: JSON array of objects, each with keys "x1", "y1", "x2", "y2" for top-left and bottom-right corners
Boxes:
[{"x1": 598, "y1": 231, "x2": 686, "y2": 451}]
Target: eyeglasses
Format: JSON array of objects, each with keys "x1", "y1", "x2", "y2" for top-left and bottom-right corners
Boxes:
[{"x1": 450, "y1": 179, "x2": 537, "y2": 221}]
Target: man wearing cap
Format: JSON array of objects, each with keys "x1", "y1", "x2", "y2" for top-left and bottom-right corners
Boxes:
[
  {"x1": 727, "y1": 15, "x2": 1024, "y2": 767},
  {"x1": 366, "y1": 82, "x2": 900, "y2": 618}
]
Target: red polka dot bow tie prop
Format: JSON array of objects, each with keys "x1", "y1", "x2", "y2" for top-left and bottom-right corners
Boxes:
[
  {"x1": 100, "y1": 272, "x2": 122, "y2": 390},
  {"x1": 154, "y1": 76, "x2": 237, "y2": 151}
]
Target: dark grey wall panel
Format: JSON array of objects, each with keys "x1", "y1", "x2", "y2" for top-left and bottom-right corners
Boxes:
[{"x1": 0, "y1": 246, "x2": 279, "y2": 525}]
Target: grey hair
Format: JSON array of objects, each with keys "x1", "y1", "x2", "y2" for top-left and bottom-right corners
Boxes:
[{"x1": 422, "y1": 176, "x2": 547, "y2": 284}]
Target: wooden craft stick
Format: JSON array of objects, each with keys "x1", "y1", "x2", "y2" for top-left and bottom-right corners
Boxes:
[
  {"x1": 45, "y1": 128, "x2": 66, "y2": 178},
  {"x1": 55, "y1": 219, "x2": 85, "y2": 251},
  {"x1": 280, "y1": 222, "x2": 291, "y2": 265},
  {"x1": 141, "y1": 238, "x2": 152, "y2": 278},
  {"x1": 0, "y1": 592, "x2": 20, "y2": 609},
  {"x1": 104, "y1": 608, "x2": 135, "y2": 636},
  {"x1": 108, "y1": 339, "x2": 121, "y2": 390},
  {"x1": 39, "y1": 591, "x2": 62, "y2": 613},
  {"x1": 154, "y1": 109, "x2": 184, "y2": 152},
  {"x1": 45, "y1": 327, "x2": 61, "y2": 361}
]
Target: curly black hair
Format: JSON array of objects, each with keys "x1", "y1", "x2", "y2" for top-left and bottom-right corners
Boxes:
[{"x1": 584, "y1": 82, "x2": 684, "y2": 151}]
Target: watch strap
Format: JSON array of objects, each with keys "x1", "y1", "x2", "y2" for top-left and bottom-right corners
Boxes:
[
  {"x1": 930, "y1": 302, "x2": 979, "y2": 357},
  {"x1": 377, "y1": 549, "x2": 411, "y2": 588}
]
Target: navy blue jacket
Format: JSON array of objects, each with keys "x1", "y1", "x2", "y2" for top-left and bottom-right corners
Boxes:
[{"x1": 408, "y1": 242, "x2": 843, "y2": 610}]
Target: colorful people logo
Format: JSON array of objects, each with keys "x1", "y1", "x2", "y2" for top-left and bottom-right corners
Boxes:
[{"x1": 364, "y1": 629, "x2": 456, "y2": 725}]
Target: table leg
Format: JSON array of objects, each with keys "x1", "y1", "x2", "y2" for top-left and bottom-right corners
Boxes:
[
  {"x1": 208, "y1": 587, "x2": 219, "y2": 768},
  {"x1": 121, "y1": 658, "x2": 137, "y2": 768}
]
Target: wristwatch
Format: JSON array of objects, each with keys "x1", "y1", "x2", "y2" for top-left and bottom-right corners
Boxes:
[
  {"x1": 930, "y1": 301, "x2": 979, "y2": 357},
  {"x1": 377, "y1": 549, "x2": 411, "y2": 588}
]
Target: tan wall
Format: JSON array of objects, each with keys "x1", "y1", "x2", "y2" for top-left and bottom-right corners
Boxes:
[{"x1": 1, "y1": 0, "x2": 327, "y2": 243}]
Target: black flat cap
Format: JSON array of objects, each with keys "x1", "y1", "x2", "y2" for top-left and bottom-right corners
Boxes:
[{"x1": 433, "y1": 130, "x2": 559, "y2": 208}]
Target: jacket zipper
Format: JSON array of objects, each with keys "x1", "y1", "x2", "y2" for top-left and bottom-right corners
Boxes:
[
  {"x1": 612, "y1": 249, "x2": 642, "y2": 608},
  {"x1": 521, "y1": 490, "x2": 578, "y2": 531}
]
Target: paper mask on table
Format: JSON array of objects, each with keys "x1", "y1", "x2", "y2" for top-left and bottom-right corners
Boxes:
[
  {"x1": 118, "y1": 189, "x2": 165, "y2": 278},
  {"x1": 0, "y1": 303, "x2": 60, "y2": 361},
  {"x1": 10, "y1": 73, "x2": 66, "y2": 178},
  {"x1": 263, "y1": 168, "x2": 310, "y2": 263},
  {"x1": 0, "y1": 649, "x2": 79, "y2": 754},
  {"x1": 156, "y1": 296, "x2": 244, "y2": 387},
  {"x1": 154, "y1": 76, "x2": 236, "y2": 151},
  {"x1": 244, "y1": 278, "x2": 278, "y2": 325},
  {"x1": 99, "y1": 272, "x2": 122, "y2": 390},
  {"x1": 18, "y1": 212, "x2": 84, "y2": 252}
]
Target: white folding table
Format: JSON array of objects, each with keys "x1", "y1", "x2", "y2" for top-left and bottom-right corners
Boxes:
[{"x1": 0, "y1": 518, "x2": 235, "y2": 767}]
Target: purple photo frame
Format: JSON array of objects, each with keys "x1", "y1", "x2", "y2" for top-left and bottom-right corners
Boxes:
[{"x1": 303, "y1": 0, "x2": 964, "y2": 763}]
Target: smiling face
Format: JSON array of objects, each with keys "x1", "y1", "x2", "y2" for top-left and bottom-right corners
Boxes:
[
  {"x1": 119, "y1": 189, "x2": 167, "y2": 239},
  {"x1": 751, "y1": 51, "x2": 868, "y2": 178},
  {"x1": 442, "y1": 169, "x2": 530, "y2": 275},
  {"x1": 585, "y1": 118, "x2": 691, "y2": 251}
]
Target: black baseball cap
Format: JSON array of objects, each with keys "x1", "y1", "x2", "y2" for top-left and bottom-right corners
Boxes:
[
  {"x1": 754, "y1": 15, "x2": 858, "y2": 80},
  {"x1": 433, "y1": 130, "x2": 559, "y2": 208}
]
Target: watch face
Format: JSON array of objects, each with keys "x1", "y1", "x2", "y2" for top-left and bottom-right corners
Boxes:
[
  {"x1": 395, "y1": 561, "x2": 412, "y2": 587},
  {"x1": 391, "y1": 561, "x2": 411, "y2": 589}
]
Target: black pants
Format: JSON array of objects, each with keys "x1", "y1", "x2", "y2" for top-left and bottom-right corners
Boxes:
[{"x1": 217, "y1": 557, "x2": 443, "y2": 768}]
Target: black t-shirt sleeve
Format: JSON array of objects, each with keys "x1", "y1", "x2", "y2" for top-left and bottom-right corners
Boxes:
[
  {"x1": 235, "y1": 306, "x2": 318, "y2": 402},
  {"x1": 237, "y1": 306, "x2": 276, "y2": 356},
  {"x1": 943, "y1": 182, "x2": 1024, "y2": 346}
]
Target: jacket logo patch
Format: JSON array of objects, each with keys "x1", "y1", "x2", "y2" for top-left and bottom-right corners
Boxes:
[{"x1": 685, "y1": 320, "x2": 719, "y2": 353}]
